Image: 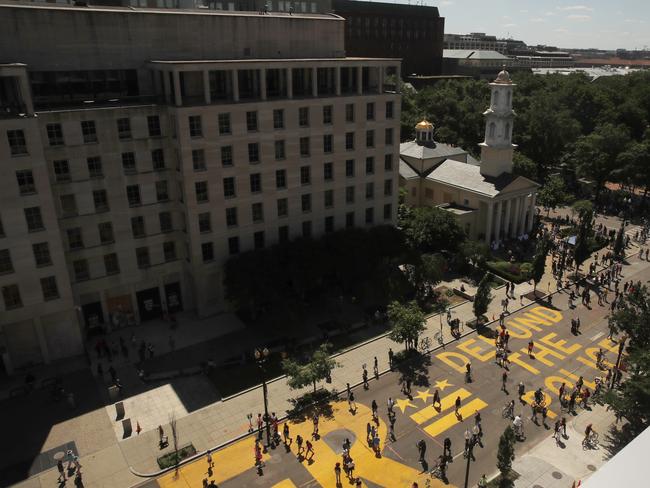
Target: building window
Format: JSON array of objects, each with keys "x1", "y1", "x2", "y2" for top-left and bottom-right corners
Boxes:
[
  {"x1": 223, "y1": 177, "x2": 236, "y2": 198},
  {"x1": 365, "y1": 207, "x2": 374, "y2": 224},
  {"x1": 163, "y1": 242, "x2": 176, "y2": 262},
  {"x1": 16, "y1": 170, "x2": 36, "y2": 195},
  {"x1": 99, "y1": 221, "x2": 115, "y2": 243},
  {"x1": 365, "y1": 182, "x2": 374, "y2": 200},
  {"x1": 366, "y1": 102, "x2": 375, "y2": 121},
  {"x1": 93, "y1": 189, "x2": 109, "y2": 212},
  {"x1": 117, "y1": 118, "x2": 132, "y2": 140},
  {"x1": 278, "y1": 225, "x2": 289, "y2": 243},
  {"x1": 383, "y1": 203, "x2": 393, "y2": 220},
  {"x1": 104, "y1": 253, "x2": 120, "y2": 275},
  {"x1": 345, "y1": 185, "x2": 355, "y2": 204},
  {"x1": 342, "y1": 132, "x2": 354, "y2": 151},
  {"x1": 202, "y1": 242, "x2": 214, "y2": 262},
  {"x1": 323, "y1": 105, "x2": 333, "y2": 125},
  {"x1": 366, "y1": 130, "x2": 375, "y2": 148},
  {"x1": 81, "y1": 121, "x2": 98, "y2": 144},
  {"x1": 228, "y1": 236, "x2": 240, "y2": 255},
  {"x1": 385, "y1": 128, "x2": 394, "y2": 146},
  {"x1": 324, "y1": 189, "x2": 334, "y2": 208},
  {"x1": 384, "y1": 179, "x2": 393, "y2": 196},
  {"x1": 250, "y1": 173, "x2": 262, "y2": 193},
  {"x1": 151, "y1": 149, "x2": 165, "y2": 171},
  {"x1": 32, "y1": 242, "x2": 52, "y2": 267},
  {"x1": 275, "y1": 140, "x2": 286, "y2": 160},
  {"x1": 345, "y1": 211, "x2": 355, "y2": 228},
  {"x1": 136, "y1": 247, "x2": 150, "y2": 268},
  {"x1": 277, "y1": 198, "x2": 288, "y2": 217},
  {"x1": 0, "y1": 249, "x2": 13, "y2": 274},
  {"x1": 198, "y1": 212, "x2": 212, "y2": 233},
  {"x1": 148, "y1": 115, "x2": 162, "y2": 137},
  {"x1": 126, "y1": 185, "x2": 141, "y2": 206},
  {"x1": 345, "y1": 159, "x2": 355, "y2": 177},
  {"x1": 252, "y1": 202, "x2": 264, "y2": 222},
  {"x1": 192, "y1": 149, "x2": 206, "y2": 171},
  {"x1": 218, "y1": 113, "x2": 231, "y2": 135},
  {"x1": 87, "y1": 156, "x2": 103, "y2": 179},
  {"x1": 159, "y1": 212, "x2": 172, "y2": 233},
  {"x1": 221, "y1": 145, "x2": 233, "y2": 167},
  {"x1": 323, "y1": 162, "x2": 333, "y2": 181},
  {"x1": 225, "y1": 207, "x2": 238, "y2": 227},
  {"x1": 73, "y1": 259, "x2": 90, "y2": 281},
  {"x1": 2, "y1": 284, "x2": 22, "y2": 309},
  {"x1": 365, "y1": 156, "x2": 375, "y2": 175},
  {"x1": 248, "y1": 143, "x2": 259, "y2": 164},
  {"x1": 300, "y1": 137, "x2": 310, "y2": 157},
  {"x1": 323, "y1": 134, "x2": 333, "y2": 154},
  {"x1": 122, "y1": 152, "x2": 137, "y2": 173},
  {"x1": 301, "y1": 194, "x2": 312, "y2": 213},
  {"x1": 53, "y1": 160, "x2": 71, "y2": 182},
  {"x1": 41, "y1": 276, "x2": 60, "y2": 300},
  {"x1": 324, "y1": 215, "x2": 334, "y2": 233},
  {"x1": 24, "y1": 207, "x2": 44, "y2": 232},
  {"x1": 156, "y1": 180, "x2": 169, "y2": 201},
  {"x1": 67, "y1": 228, "x2": 83, "y2": 249},
  {"x1": 386, "y1": 101, "x2": 394, "y2": 119},
  {"x1": 246, "y1": 111, "x2": 258, "y2": 132},
  {"x1": 384, "y1": 153, "x2": 393, "y2": 171},
  {"x1": 302, "y1": 221, "x2": 312, "y2": 238},
  {"x1": 345, "y1": 103, "x2": 355, "y2": 123},
  {"x1": 276, "y1": 169, "x2": 287, "y2": 189},
  {"x1": 299, "y1": 107, "x2": 310, "y2": 127},
  {"x1": 131, "y1": 216, "x2": 146, "y2": 238},
  {"x1": 195, "y1": 181, "x2": 209, "y2": 203},
  {"x1": 300, "y1": 166, "x2": 311, "y2": 185},
  {"x1": 189, "y1": 115, "x2": 202, "y2": 138},
  {"x1": 47, "y1": 123, "x2": 64, "y2": 146},
  {"x1": 254, "y1": 231, "x2": 265, "y2": 249},
  {"x1": 7, "y1": 130, "x2": 27, "y2": 155},
  {"x1": 273, "y1": 109, "x2": 284, "y2": 129}
]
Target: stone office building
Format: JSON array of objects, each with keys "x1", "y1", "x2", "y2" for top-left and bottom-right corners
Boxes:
[{"x1": 0, "y1": 2, "x2": 401, "y2": 375}]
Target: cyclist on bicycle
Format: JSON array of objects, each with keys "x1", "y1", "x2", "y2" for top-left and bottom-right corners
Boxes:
[
  {"x1": 513, "y1": 415, "x2": 523, "y2": 438},
  {"x1": 504, "y1": 399, "x2": 515, "y2": 418},
  {"x1": 584, "y1": 423, "x2": 595, "y2": 443}
]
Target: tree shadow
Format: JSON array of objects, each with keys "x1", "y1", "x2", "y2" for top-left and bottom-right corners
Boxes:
[
  {"x1": 286, "y1": 390, "x2": 335, "y2": 422},
  {"x1": 602, "y1": 423, "x2": 636, "y2": 460},
  {"x1": 394, "y1": 350, "x2": 431, "y2": 389}
]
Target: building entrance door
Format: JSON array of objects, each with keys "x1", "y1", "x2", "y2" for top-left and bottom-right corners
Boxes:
[
  {"x1": 164, "y1": 282, "x2": 183, "y2": 313},
  {"x1": 136, "y1": 287, "x2": 162, "y2": 322}
]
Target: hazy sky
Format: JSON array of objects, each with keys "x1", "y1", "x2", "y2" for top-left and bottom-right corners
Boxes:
[{"x1": 398, "y1": 1, "x2": 650, "y2": 50}]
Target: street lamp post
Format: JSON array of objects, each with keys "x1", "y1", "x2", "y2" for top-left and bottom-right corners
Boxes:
[
  {"x1": 610, "y1": 335, "x2": 627, "y2": 390},
  {"x1": 463, "y1": 430, "x2": 479, "y2": 488},
  {"x1": 254, "y1": 347, "x2": 272, "y2": 448}
]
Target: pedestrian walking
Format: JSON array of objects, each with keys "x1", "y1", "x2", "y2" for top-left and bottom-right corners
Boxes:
[
  {"x1": 348, "y1": 391, "x2": 356, "y2": 411},
  {"x1": 560, "y1": 417, "x2": 567, "y2": 437},
  {"x1": 373, "y1": 356, "x2": 379, "y2": 378},
  {"x1": 432, "y1": 389, "x2": 441, "y2": 408},
  {"x1": 312, "y1": 413, "x2": 319, "y2": 438},
  {"x1": 207, "y1": 449, "x2": 214, "y2": 468},
  {"x1": 388, "y1": 348, "x2": 394, "y2": 369},
  {"x1": 362, "y1": 367, "x2": 369, "y2": 389},
  {"x1": 372, "y1": 434, "x2": 380, "y2": 454},
  {"x1": 335, "y1": 462, "x2": 342, "y2": 485},
  {"x1": 443, "y1": 437, "x2": 452, "y2": 460},
  {"x1": 296, "y1": 434, "x2": 304, "y2": 455},
  {"x1": 527, "y1": 340, "x2": 534, "y2": 357},
  {"x1": 504, "y1": 330, "x2": 510, "y2": 348},
  {"x1": 474, "y1": 410, "x2": 482, "y2": 435},
  {"x1": 305, "y1": 440, "x2": 314, "y2": 460},
  {"x1": 283, "y1": 423, "x2": 291, "y2": 445},
  {"x1": 518, "y1": 381, "x2": 525, "y2": 399},
  {"x1": 404, "y1": 377, "x2": 412, "y2": 395},
  {"x1": 387, "y1": 396, "x2": 395, "y2": 415},
  {"x1": 371, "y1": 399, "x2": 378, "y2": 420},
  {"x1": 417, "y1": 439, "x2": 426, "y2": 462},
  {"x1": 558, "y1": 382, "x2": 566, "y2": 400},
  {"x1": 501, "y1": 370, "x2": 508, "y2": 392},
  {"x1": 366, "y1": 422, "x2": 372, "y2": 442},
  {"x1": 455, "y1": 395, "x2": 461, "y2": 415},
  {"x1": 254, "y1": 440, "x2": 264, "y2": 467},
  {"x1": 478, "y1": 474, "x2": 488, "y2": 488}
]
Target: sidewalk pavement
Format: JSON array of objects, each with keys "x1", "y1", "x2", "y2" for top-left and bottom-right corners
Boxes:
[{"x1": 9, "y1": 222, "x2": 643, "y2": 487}]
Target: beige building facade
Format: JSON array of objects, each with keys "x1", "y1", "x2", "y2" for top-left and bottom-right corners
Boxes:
[
  {"x1": 399, "y1": 69, "x2": 539, "y2": 243},
  {"x1": 0, "y1": 4, "x2": 400, "y2": 375}
]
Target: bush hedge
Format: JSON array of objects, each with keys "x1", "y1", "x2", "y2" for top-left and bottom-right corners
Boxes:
[{"x1": 485, "y1": 261, "x2": 532, "y2": 284}]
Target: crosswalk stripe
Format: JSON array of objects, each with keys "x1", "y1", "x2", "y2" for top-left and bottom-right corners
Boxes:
[
  {"x1": 409, "y1": 388, "x2": 472, "y2": 425},
  {"x1": 423, "y1": 398, "x2": 488, "y2": 438}
]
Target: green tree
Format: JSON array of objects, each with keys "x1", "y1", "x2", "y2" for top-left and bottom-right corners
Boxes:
[
  {"x1": 512, "y1": 152, "x2": 538, "y2": 181},
  {"x1": 537, "y1": 175, "x2": 570, "y2": 216},
  {"x1": 473, "y1": 273, "x2": 493, "y2": 326},
  {"x1": 613, "y1": 223, "x2": 625, "y2": 260},
  {"x1": 497, "y1": 426, "x2": 516, "y2": 485},
  {"x1": 604, "y1": 285, "x2": 650, "y2": 436},
  {"x1": 530, "y1": 238, "x2": 550, "y2": 293},
  {"x1": 400, "y1": 206, "x2": 466, "y2": 253},
  {"x1": 404, "y1": 254, "x2": 446, "y2": 303},
  {"x1": 572, "y1": 200, "x2": 594, "y2": 274},
  {"x1": 387, "y1": 300, "x2": 426, "y2": 351},
  {"x1": 283, "y1": 343, "x2": 339, "y2": 393},
  {"x1": 453, "y1": 240, "x2": 490, "y2": 274}
]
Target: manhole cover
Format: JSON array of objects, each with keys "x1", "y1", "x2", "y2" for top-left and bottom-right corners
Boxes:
[
  {"x1": 587, "y1": 464, "x2": 597, "y2": 472},
  {"x1": 552, "y1": 471, "x2": 563, "y2": 479},
  {"x1": 533, "y1": 485, "x2": 544, "y2": 488}
]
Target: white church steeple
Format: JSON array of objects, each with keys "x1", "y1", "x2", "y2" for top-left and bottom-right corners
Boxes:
[{"x1": 479, "y1": 69, "x2": 517, "y2": 177}]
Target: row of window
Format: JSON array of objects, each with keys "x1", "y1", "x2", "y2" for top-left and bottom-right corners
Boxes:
[
  {"x1": 2, "y1": 278, "x2": 60, "y2": 310},
  {"x1": 187, "y1": 102, "x2": 394, "y2": 138},
  {"x1": 0, "y1": 243, "x2": 53, "y2": 275}
]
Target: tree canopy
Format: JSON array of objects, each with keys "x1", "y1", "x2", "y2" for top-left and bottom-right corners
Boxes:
[
  {"x1": 387, "y1": 300, "x2": 426, "y2": 351},
  {"x1": 399, "y1": 205, "x2": 466, "y2": 254},
  {"x1": 473, "y1": 273, "x2": 493, "y2": 324},
  {"x1": 283, "y1": 343, "x2": 339, "y2": 393}
]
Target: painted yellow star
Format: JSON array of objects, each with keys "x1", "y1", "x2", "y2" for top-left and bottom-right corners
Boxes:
[
  {"x1": 434, "y1": 379, "x2": 453, "y2": 391},
  {"x1": 394, "y1": 397, "x2": 416, "y2": 413},
  {"x1": 414, "y1": 389, "x2": 433, "y2": 403}
]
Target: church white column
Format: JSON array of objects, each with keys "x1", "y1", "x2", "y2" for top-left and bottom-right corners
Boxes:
[
  {"x1": 494, "y1": 200, "x2": 503, "y2": 242},
  {"x1": 527, "y1": 193, "x2": 537, "y2": 232},
  {"x1": 484, "y1": 201, "x2": 494, "y2": 244},
  {"x1": 503, "y1": 199, "x2": 512, "y2": 237}
]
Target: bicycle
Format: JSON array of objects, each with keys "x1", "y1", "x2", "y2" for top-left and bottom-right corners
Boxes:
[
  {"x1": 434, "y1": 331, "x2": 443, "y2": 346},
  {"x1": 582, "y1": 431, "x2": 599, "y2": 449},
  {"x1": 419, "y1": 336, "x2": 432, "y2": 353},
  {"x1": 502, "y1": 402, "x2": 514, "y2": 419}
]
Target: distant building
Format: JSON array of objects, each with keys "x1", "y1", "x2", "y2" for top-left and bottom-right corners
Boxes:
[
  {"x1": 332, "y1": 0, "x2": 445, "y2": 76},
  {"x1": 399, "y1": 70, "x2": 539, "y2": 243},
  {"x1": 444, "y1": 33, "x2": 504, "y2": 54}
]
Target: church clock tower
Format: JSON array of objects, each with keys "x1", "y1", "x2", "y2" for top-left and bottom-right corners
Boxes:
[{"x1": 479, "y1": 69, "x2": 516, "y2": 177}]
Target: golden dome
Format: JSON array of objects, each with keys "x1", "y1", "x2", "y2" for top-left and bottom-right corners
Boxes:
[
  {"x1": 495, "y1": 69, "x2": 512, "y2": 83},
  {"x1": 415, "y1": 120, "x2": 434, "y2": 130}
]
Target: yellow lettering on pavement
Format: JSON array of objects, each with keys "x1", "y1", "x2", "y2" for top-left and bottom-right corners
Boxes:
[
  {"x1": 508, "y1": 352, "x2": 541, "y2": 375},
  {"x1": 436, "y1": 351, "x2": 469, "y2": 373},
  {"x1": 410, "y1": 388, "x2": 472, "y2": 425},
  {"x1": 540, "y1": 333, "x2": 582, "y2": 355},
  {"x1": 524, "y1": 342, "x2": 565, "y2": 367},
  {"x1": 529, "y1": 306, "x2": 563, "y2": 323},
  {"x1": 423, "y1": 398, "x2": 488, "y2": 438},
  {"x1": 544, "y1": 375, "x2": 574, "y2": 395},
  {"x1": 457, "y1": 338, "x2": 494, "y2": 362}
]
